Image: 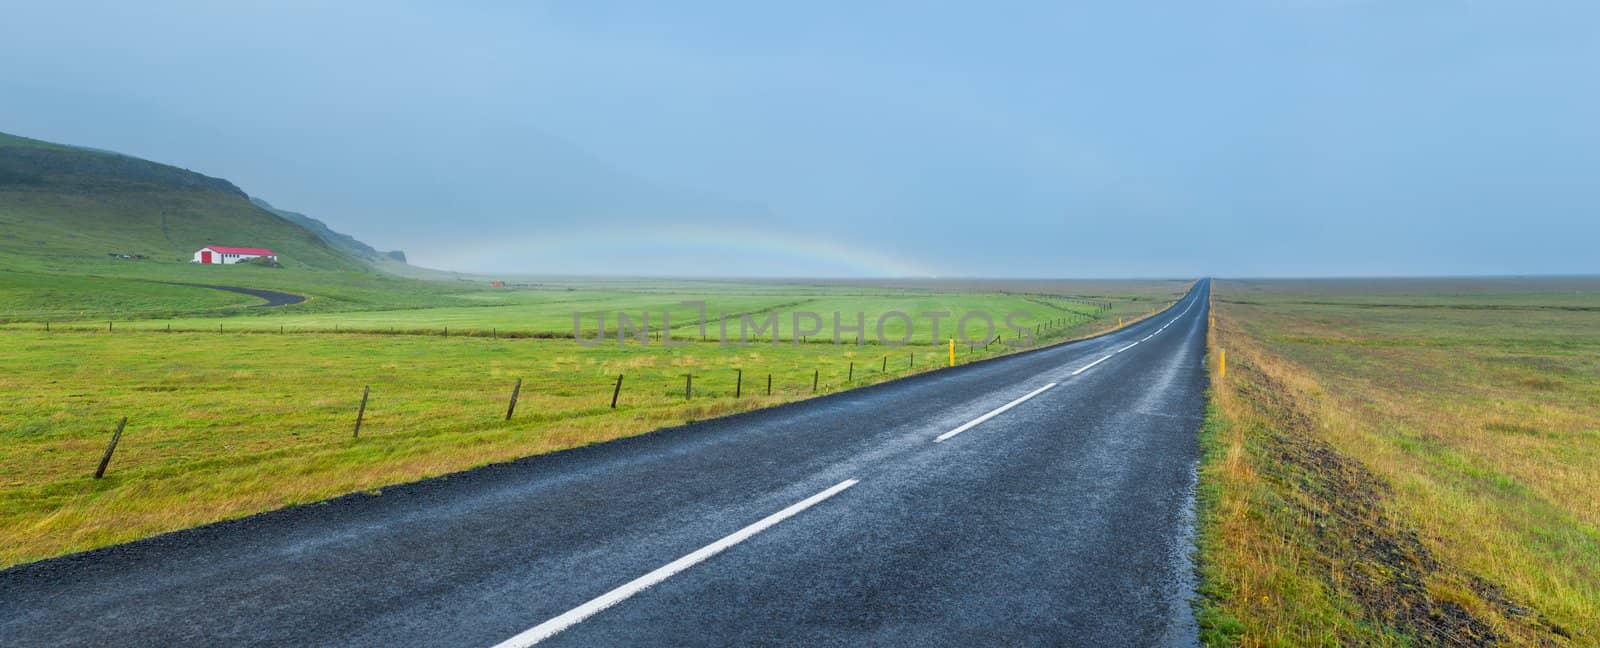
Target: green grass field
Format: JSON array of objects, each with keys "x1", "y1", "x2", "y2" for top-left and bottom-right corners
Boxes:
[
  {"x1": 16, "y1": 289, "x2": 1117, "y2": 341},
  {"x1": 0, "y1": 276, "x2": 1185, "y2": 569},
  {"x1": 0, "y1": 260, "x2": 484, "y2": 321},
  {"x1": 0, "y1": 128, "x2": 1202, "y2": 607},
  {"x1": 1198, "y1": 278, "x2": 1599, "y2": 646}
]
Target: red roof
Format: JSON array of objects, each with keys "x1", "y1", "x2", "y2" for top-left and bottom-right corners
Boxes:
[{"x1": 203, "y1": 246, "x2": 277, "y2": 256}]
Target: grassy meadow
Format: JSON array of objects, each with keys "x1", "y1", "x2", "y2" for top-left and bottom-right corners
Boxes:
[
  {"x1": 0, "y1": 276, "x2": 1186, "y2": 568},
  {"x1": 0, "y1": 259, "x2": 478, "y2": 320},
  {"x1": 15, "y1": 289, "x2": 1126, "y2": 340},
  {"x1": 1197, "y1": 278, "x2": 1599, "y2": 646},
  {"x1": 0, "y1": 128, "x2": 1196, "y2": 569}
]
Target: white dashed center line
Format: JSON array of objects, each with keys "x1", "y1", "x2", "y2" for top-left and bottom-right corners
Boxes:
[
  {"x1": 493, "y1": 479, "x2": 860, "y2": 647},
  {"x1": 934, "y1": 382, "x2": 1059, "y2": 443}
]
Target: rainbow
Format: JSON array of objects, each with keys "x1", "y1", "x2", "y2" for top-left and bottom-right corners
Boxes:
[{"x1": 426, "y1": 224, "x2": 941, "y2": 277}]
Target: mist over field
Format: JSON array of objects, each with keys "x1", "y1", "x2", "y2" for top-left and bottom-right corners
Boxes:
[
  {"x1": 4, "y1": 4, "x2": 1599, "y2": 645},
  {"x1": 3, "y1": 2, "x2": 1598, "y2": 277}
]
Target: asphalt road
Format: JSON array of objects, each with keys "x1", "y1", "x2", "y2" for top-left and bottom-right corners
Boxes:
[
  {"x1": 159, "y1": 281, "x2": 308, "y2": 307},
  {"x1": 1, "y1": 280, "x2": 1211, "y2": 647}
]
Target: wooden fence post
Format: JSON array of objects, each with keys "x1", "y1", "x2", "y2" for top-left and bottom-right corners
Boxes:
[
  {"x1": 882, "y1": 355, "x2": 887, "y2": 372},
  {"x1": 94, "y1": 417, "x2": 127, "y2": 479},
  {"x1": 505, "y1": 377, "x2": 522, "y2": 421},
  {"x1": 848, "y1": 362, "x2": 853, "y2": 382},
  {"x1": 353, "y1": 386, "x2": 369, "y2": 437},
  {"x1": 735, "y1": 369, "x2": 742, "y2": 398},
  {"x1": 766, "y1": 373, "x2": 772, "y2": 396},
  {"x1": 813, "y1": 369, "x2": 819, "y2": 393},
  {"x1": 685, "y1": 373, "x2": 692, "y2": 400},
  {"x1": 611, "y1": 374, "x2": 624, "y2": 408}
]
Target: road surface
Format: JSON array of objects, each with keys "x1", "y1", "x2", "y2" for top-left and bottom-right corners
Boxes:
[
  {"x1": 1, "y1": 281, "x2": 1211, "y2": 647},
  {"x1": 160, "y1": 281, "x2": 307, "y2": 307}
]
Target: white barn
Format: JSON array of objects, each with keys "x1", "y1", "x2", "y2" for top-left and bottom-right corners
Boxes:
[{"x1": 192, "y1": 246, "x2": 278, "y2": 265}]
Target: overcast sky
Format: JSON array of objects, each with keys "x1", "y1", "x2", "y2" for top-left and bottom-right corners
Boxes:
[{"x1": 3, "y1": 1, "x2": 1596, "y2": 277}]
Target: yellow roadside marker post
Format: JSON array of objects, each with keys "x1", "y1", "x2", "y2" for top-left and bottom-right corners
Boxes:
[
  {"x1": 1219, "y1": 349, "x2": 1226, "y2": 379},
  {"x1": 948, "y1": 338, "x2": 955, "y2": 366}
]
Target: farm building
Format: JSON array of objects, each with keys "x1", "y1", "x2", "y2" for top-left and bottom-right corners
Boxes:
[{"x1": 192, "y1": 246, "x2": 278, "y2": 265}]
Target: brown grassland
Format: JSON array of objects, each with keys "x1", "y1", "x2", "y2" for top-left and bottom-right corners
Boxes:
[{"x1": 1196, "y1": 278, "x2": 1599, "y2": 646}]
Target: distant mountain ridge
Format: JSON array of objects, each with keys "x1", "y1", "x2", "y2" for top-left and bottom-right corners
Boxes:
[
  {"x1": 249, "y1": 196, "x2": 407, "y2": 265},
  {"x1": 0, "y1": 130, "x2": 397, "y2": 273}
]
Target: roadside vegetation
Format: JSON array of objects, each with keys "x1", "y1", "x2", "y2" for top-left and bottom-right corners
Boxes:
[
  {"x1": 1196, "y1": 278, "x2": 1598, "y2": 645},
  {"x1": 3, "y1": 129, "x2": 1197, "y2": 568},
  {"x1": 0, "y1": 279, "x2": 1183, "y2": 569}
]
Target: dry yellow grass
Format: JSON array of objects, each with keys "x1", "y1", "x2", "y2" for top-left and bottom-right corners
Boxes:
[{"x1": 1195, "y1": 279, "x2": 1598, "y2": 646}]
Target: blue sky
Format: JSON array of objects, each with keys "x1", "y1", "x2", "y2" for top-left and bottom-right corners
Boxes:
[{"x1": 2, "y1": 1, "x2": 1596, "y2": 277}]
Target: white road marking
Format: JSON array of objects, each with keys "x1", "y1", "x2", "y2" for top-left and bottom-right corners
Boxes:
[
  {"x1": 492, "y1": 479, "x2": 860, "y2": 647},
  {"x1": 929, "y1": 294, "x2": 1200, "y2": 443},
  {"x1": 934, "y1": 382, "x2": 1058, "y2": 443},
  {"x1": 1067, "y1": 295, "x2": 1199, "y2": 377},
  {"x1": 494, "y1": 292, "x2": 1208, "y2": 646},
  {"x1": 1071, "y1": 355, "x2": 1112, "y2": 376}
]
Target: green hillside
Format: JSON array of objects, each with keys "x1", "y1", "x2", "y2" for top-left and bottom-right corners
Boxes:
[
  {"x1": 0, "y1": 131, "x2": 486, "y2": 321},
  {"x1": 0, "y1": 131, "x2": 362, "y2": 273}
]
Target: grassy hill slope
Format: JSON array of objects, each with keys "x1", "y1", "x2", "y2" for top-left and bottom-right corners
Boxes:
[
  {"x1": 0, "y1": 131, "x2": 361, "y2": 273},
  {"x1": 0, "y1": 131, "x2": 490, "y2": 320}
]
